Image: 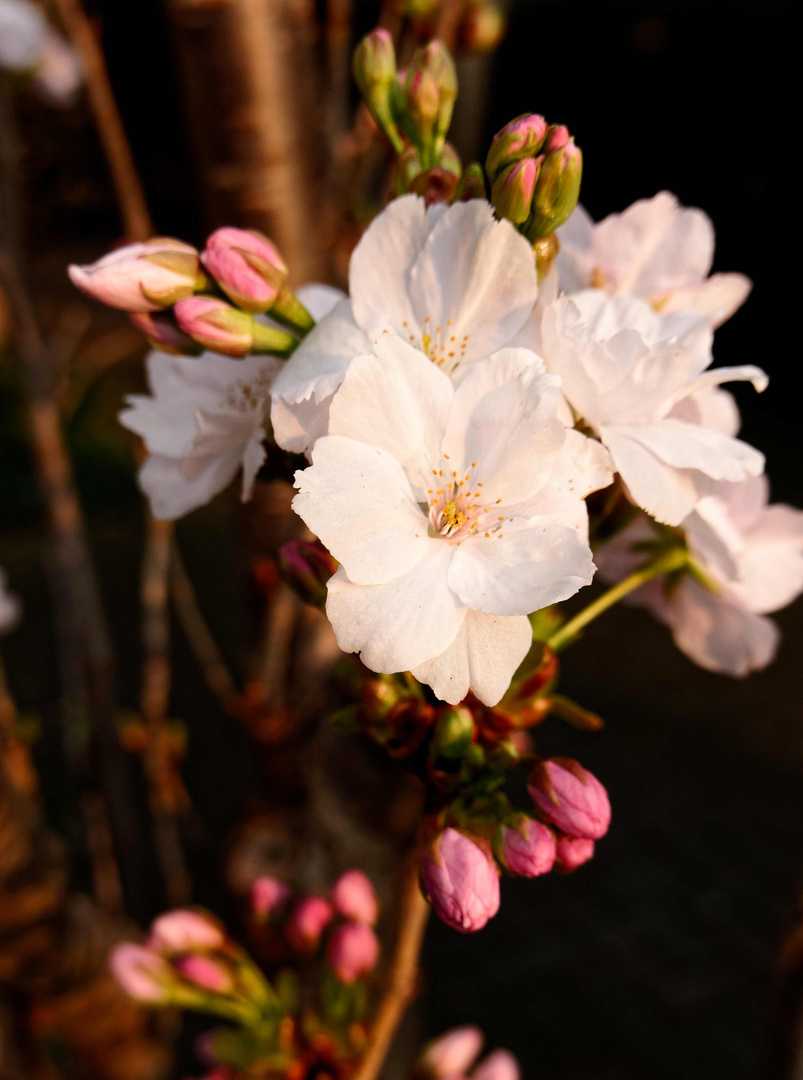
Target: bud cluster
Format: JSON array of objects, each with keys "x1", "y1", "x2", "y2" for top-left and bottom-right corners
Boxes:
[
  {"x1": 251, "y1": 868, "x2": 381, "y2": 986},
  {"x1": 69, "y1": 227, "x2": 315, "y2": 360},
  {"x1": 486, "y1": 113, "x2": 583, "y2": 255}
]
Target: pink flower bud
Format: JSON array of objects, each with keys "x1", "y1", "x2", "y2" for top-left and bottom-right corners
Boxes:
[
  {"x1": 418, "y1": 1025, "x2": 484, "y2": 1077},
  {"x1": 352, "y1": 28, "x2": 397, "y2": 92},
  {"x1": 174, "y1": 954, "x2": 233, "y2": 994},
  {"x1": 68, "y1": 239, "x2": 200, "y2": 312},
  {"x1": 173, "y1": 296, "x2": 255, "y2": 357},
  {"x1": 251, "y1": 875, "x2": 292, "y2": 921},
  {"x1": 491, "y1": 157, "x2": 539, "y2": 225},
  {"x1": 472, "y1": 1050, "x2": 521, "y2": 1080},
  {"x1": 496, "y1": 818, "x2": 556, "y2": 877},
  {"x1": 544, "y1": 123, "x2": 570, "y2": 152},
  {"x1": 527, "y1": 140, "x2": 583, "y2": 240},
  {"x1": 286, "y1": 896, "x2": 334, "y2": 953},
  {"x1": 148, "y1": 909, "x2": 226, "y2": 953},
  {"x1": 486, "y1": 114, "x2": 548, "y2": 180},
  {"x1": 554, "y1": 835, "x2": 595, "y2": 873},
  {"x1": 201, "y1": 227, "x2": 288, "y2": 314},
  {"x1": 326, "y1": 921, "x2": 380, "y2": 984},
  {"x1": 332, "y1": 869, "x2": 379, "y2": 926},
  {"x1": 420, "y1": 829, "x2": 500, "y2": 933},
  {"x1": 129, "y1": 311, "x2": 201, "y2": 355},
  {"x1": 277, "y1": 539, "x2": 338, "y2": 610},
  {"x1": 109, "y1": 943, "x2": 172, "y2": 1002},
  {"x1": 528, "y1": 759, "x2": 610, "y2": 840}
]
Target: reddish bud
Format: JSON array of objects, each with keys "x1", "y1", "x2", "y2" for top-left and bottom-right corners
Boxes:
[
  {"x1": 175, "y1": 954, "x2": 234, "y2": 994},
  {"x1": 495, "y1": 817, "x2": 556, "y2": 877},
  {"x1": 528, "y1": 759, "x2": 611, "y2": 840},
  {"x1": 418, "y1": 1025, "x2": 484, "y2": 1077},
  {"x1": 109, "y1": 943, "x2": 173, "y2": 1002},
  {"x1": 420, "y1": 828, "x2": 500, "y2": 933},
  {"x1": 148, "y1": 909, "x2": 226, "y2": 953},
  {"x1": 286, "y1": 896, "x2": 334, "y2": 953},
  {"x1": 554, "y1": 835, "x2": 595, "y2": 872},
  {"x1": 326, "y1": 922, "x2": 380, "y2": 984},
  {"x1": 485, "y1": 114, "x2": 548, "y2": 181},
  {"x1": 332, "y1": 870, "x2": 379, "y2": 926},
  {"x1": 202, "y1": 227, "x2": 288, "y2": 314},
  {"x1": 129, "y1": 310, "x2": 201, "y2": 355},
  {"x1": 473, "y1": 1050, "x2": 521, "y2": 1080},
  {"x1": 69, "y1": 238, "x2": 200, "y2": 312},
  {"x1": 251, "y1": 876, "x2": 292, "y2": 921},
  {"x1": 277, "y1": 539, "x2": 337, "y2": 609}
]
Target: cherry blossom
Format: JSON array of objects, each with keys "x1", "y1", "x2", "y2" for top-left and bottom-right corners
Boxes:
[
  {"x1": 557, "y1": 192, "x2": 751, "y2": 328},
  {"x1": 597, "y1": 476, "x2": 803, "y2": 676},
  {"x1": 538, "y1": 290, "x2": 767, "y2": 525},
  {"x1": 292, "y1": 336, "x2": 610, "y2": 705},
  {"x1": 270, "y1": 196, "x2": 538, "y2": 455}
]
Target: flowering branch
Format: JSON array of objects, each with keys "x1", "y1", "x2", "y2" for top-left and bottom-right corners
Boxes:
[{"x1": 547, "y1": 547, "x2": 689, "y2": 654}]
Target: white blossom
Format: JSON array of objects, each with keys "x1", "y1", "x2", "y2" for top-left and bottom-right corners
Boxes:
[
  {"x1": 537, "y1": 290, "x2": 767, "y2": 526},
  {"x1": 557, "y1": 192, "x2": 751, "y2": 328},
  {"x1": 271, "y1": 196, "x2": 538, "y2": 455},
  {"x1": 0, "y1": 567, "x2": 21, "y2": 634},
  {"x1": 292, "y1": 336, "x2": 610, "y2": 706},
  {"x1": 0, "y1": 0, "x2": 81, "y2": 104},
  {"x1": 597, "y1": 477, "x2": 803, "y2": 676}
]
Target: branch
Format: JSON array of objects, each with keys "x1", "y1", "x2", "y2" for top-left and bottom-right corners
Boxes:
[{"x1": 353, "y1": 856, "x2": 431, "y2": 1080}]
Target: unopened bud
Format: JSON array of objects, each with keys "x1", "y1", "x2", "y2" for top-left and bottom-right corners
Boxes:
[
  {"x1": 175, "y1": 954, "x2": 234, "y2": 994},
  {"x1": 326, "y1": 921, "x2": 380, "y2": 984},
  {"x1": 202, "y1": 228, "x2": 287, "y2": 313},
  {"x1": 417, "y1": 1025, "x2": 484, "y2": 1078},
  {"x1": 148, "y1": 909, "x2": 226, "y2": 953},
  {"x1": 526, "y1": 140, "x2": 583, "y2": 240},
  {"x1": 332, "y1": 869, "x2": 379, "y2": 926},
  {"x1": 430, "y1": 707, "x2": 474, "y2": 760},
  {"x1": 286, "y1": 896, "x2": 334, "y2": 953},
  {"x1": 554, "y1": 835, "x2": 595, "y2": 872},
  {"x1": 110, "y1": 943, "x2": 173, "y2": 1002},
  {"x1": 454, "y1": 163, "x2": 487, "y2": 202},
  {"x1": 420, "y1": 828, "x2": 500, "y2": 933},
  {"x1": 486, "y1": 114, "x2": 548, "y2": 182},
  {"x1": 495, "y1": 816, "x2": 556, "y2": 877},
  {"x1": 277, "y1": 539, "x2": 337, "y2": 609},
  {"x1": 129, "y1": 311, "x2": 202, "y2": 355},
  {"x1": 544, "y1": 123, "x2": 570, "y2": 152},
  {"x1": 173, "y1": 297, "x2": 297, "y2": 358},
  {"x1": 460, "y1": 3, "x2": 507, "y2": 54},
  {"x1": 491, "y1": 157, "x2": 540, "y2": 225},
  {"x1": 528, "y1": 758, "x2": 610, "y2": 840},
  {"x1": 69, "y1": 239, "x2": 203, "y2": 313},
  {"x1": 472, "y1": 1050, "x2": 521, "y2": 1080},
  {"x1": 251, "y1": 875, "x2": 292, "y2": 921},
  {"x1": 399, "y1": 40, "x2": 457, "y2": 165},
  {"x1": 353, "y1": 30, "x2": 404, "y2": 153}
]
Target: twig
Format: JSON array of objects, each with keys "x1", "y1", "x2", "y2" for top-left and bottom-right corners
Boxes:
[
  {"x1": 353, "y1": 854, "x2": 431, "y2": 1080},
  {"x1": 0, "y1": 647, "x2": 39, "y2": 798},
  {"x1": 50, "y1": 0, "x2": 152, "y2": 239}
]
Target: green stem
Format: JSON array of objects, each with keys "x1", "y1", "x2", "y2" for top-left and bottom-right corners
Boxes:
[{"x1": 547, "y1": 547, "x2": 688, "y2": 654}]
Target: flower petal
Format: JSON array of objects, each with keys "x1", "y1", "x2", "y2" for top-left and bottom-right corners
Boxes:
[
  {"x1": 409, "y1": 200, "x2": 538, "y2": 367},
  {"x1": 325, "y1": 544, "x2": 466, "y2": 672},
  {"x1": 327, "y1": 334, "x2": 453, "y2": 497},
  {"x1": 608, "y1": 420, "x2": 765, "y2": 483},
  {"x1": 411, "y1": 610, "x2": 532, "y2": 706},
  {"x1": 271, "y1": 299, "x2": 370, "y2": 407},
  {"x1": 138, "y1": 453, "x2": 241, "y2": 520},
  {"x1": 293, "y1": 435, "x2": 430, "y2": 585},
  {"x1": 657, "y1": 272, "x2": 752, "y2": 329},
  {"x1": 448, "y1": 519, "x2": 595, "y2": 615}
]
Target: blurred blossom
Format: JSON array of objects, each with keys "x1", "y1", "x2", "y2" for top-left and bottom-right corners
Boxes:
[
  {"x1": 174, "y1": 955, "x2": 233, "y2": 994},
  {"x1": 286, "y1": 896, "x2": 334, "y2": 952},
  {"x1": 148, "y1": 909, "x2": 226, "y2": 953},
  {"x1": 109, "y1": 943, "x2": 172, "y2": 1002},
  {"x1": 418, "y1": 1025, "x2": 484, "y2": 1077},
  {"x1": 472, "y1": 1050, "x2": 521, "y2": 1080},
  {"x1": 0, "y1": 567, "x2": 21, "y2": 634},
  {"x1": 325, "y1": 921, "x2": 380, "y2": 983},
  {"x1": 251, "y1": 875, "x2": 292, "y2": 920},
  {"x1": 331, "y1": 869, "x2": 379, "y2": 925}
]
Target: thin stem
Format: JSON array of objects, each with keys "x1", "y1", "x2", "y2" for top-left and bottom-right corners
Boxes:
[
  {"x1": 353, "y1": 856, "x2": 431, "y2": 1080},
  {"x1": 547, "y1": 548, "x2": 688, "y2": 654},
  {"x1": 51, "y1": 0, "x2": 153, "y2": 239}
]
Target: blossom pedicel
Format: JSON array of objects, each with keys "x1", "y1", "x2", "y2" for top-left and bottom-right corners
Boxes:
[{"x1": 173, "y1": 296, "x2": 297, "y2": 358}]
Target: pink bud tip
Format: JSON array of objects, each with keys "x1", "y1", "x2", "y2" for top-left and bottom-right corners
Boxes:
[
  {"x1": 173, "y1": 296, "x2": 252, "y2": 355},
  {"x1": 420, "y1": 829, "x2": 500, "y2": 933},
  {"x1": 528, "y1": 759, "x2": 611, "y2": 840},
  {"x1": 500, "y1": 819, "x2": 556, "y2": 877},
  {"x1": 68, "y1": 238, "x2": 198, "y2": 313},
  {"x1": 285, "y1": 895, "x2": 334, "y2": 953},
  {"x1": 251, "y1": 876, "x2": 293, "y2": 920},
  {"x1": 554, "y1": 835, "x2": 595, "y2": 872},
  {"x1": 148, "y1": 909, "x2": 226, "y2": 953},
  {"x1": 202, "y1": 227, "x2": 287, "y2": 313},
  {"x1": 175, "y1": 954, "x2": 233, "y2": 994},
  {"x1": 545, "y1": 124, "x2": 570, "y2": 152},
  {"x1": 326, "y1": 921, "x2": 380, "y2": 984},
  {"x1": 472, "y1": 1050, "x2": 521, "y2": 1080},
  {"x1": 109, "y1": 943, "x2": 172, "y2": 1002},
  {"x1": 419, "y1": 1025, "x2": 484, "y2": 1077},
  {"x1": 332, "y1": 869, "x2": 379, "y2": 926},
  {"x1": 497, "y1": 113, "x2": 547, "y2": 154}
]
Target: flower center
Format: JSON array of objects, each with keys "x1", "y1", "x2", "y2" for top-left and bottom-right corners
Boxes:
[
  {"x1": 401, "y1": 317, "x2": 470, "y2": 372},
  {"x1": 425, "y1": 459, "x2": 506, "y2": 543},
  {"x1": 220, "y1": 366, "x2": 274, "y2": 413}
]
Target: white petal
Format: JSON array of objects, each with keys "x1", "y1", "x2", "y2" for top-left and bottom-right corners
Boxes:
[
  {"x1": 441, "y1": 352, "x2": 564, "y2": 506},
  {"x1": 325, "y1": 545, "x2": 466, "y2": 672},
  {"x1": 296, "y1": 283, "x2": 346, "y2": 320},
  {"x1": 448, "y1": 520, "x2": 595, "y2": 616},
  {"x1": 556, "y1": 203, "x2": 595, "y2": 293},
  {"x1": 411, "y1": 611, "x2": 532, "y2": 706},
  {"x1": 327, "y1": 334, "x2": 453, "y2": 497},
  {"x1": 669, "y1": 387, "x2": 740, "y2": 437},
  {"x1": 540, "y1": 300, "x2": 601, "y2": 426},
  {"x1": 667, "y1": 579, "x2": 779, "y2": 676},
  {"x1": 732, "y1": 504, "x2": 803, "y2": 613},
  {"x1": 181, "y1": 408, "x2": 264, "y2": 483},
  {"x1": 271, "y1": 299, "x2": 370, "y2": 407},
  {"x1": 657, "y1": 273, "x2": 752, "y2": 329},
  {"x1": 349, "y1": 195, "x2": 429, "y2": 342},
  {"x1": 138, "y1": 453, "x2": 241, "y2": 520},
  {"x1": 269, "y1": 389, "x2": 336, "y2": 456},
  {"x1": 120, "y1": 394, "x2": 197, "y2": 458},
  {"x1": 293, "y1": 435, "x2": 429, "y2": 585},
  {"x1": 679, "y1": 364, "x2": 768, "y2": 400},
  {"x1": 409, "y1": 200, "x2": 538, "y2": 367},
  {"x1": 609, "y1": 420, "x2": 764, "y2": 483}
]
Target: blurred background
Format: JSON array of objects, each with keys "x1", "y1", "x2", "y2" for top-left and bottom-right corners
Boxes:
[{"x1": 1, "y1": 1, "x2": 801, "y2": 1078}]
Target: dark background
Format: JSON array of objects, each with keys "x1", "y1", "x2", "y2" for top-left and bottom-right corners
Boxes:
[{"x1": 2, "y1": 2, "x2": 801, "y2": 1078}]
